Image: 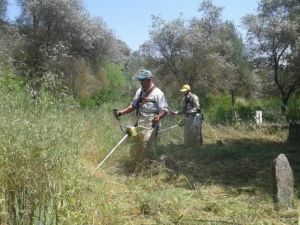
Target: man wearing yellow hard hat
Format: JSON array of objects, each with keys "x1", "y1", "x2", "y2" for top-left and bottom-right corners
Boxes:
[{"x1": 171, "y1": 84, "x2": 203, "y2": 146}]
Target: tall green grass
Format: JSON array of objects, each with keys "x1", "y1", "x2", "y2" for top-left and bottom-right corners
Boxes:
[
  {"x1": 1, "y1": 72, "x2": 78, "y2": 224},
  {"x1": 0, "y1": 70, "x2": 124, "y2": 224}
]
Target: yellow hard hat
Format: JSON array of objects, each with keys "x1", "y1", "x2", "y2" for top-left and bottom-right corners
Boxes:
[{"x1": 180, "y1": 84, "x2": 191, "y2": 92}]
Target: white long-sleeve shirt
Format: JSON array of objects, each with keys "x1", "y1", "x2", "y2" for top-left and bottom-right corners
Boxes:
[{"x1": 131, "y1": 85, "x2": 168, "y2": 118}]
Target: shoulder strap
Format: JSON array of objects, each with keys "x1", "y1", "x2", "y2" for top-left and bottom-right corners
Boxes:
[
  {"x1": 185, "y1": 95, "x2": 192, "y2": 110},
  {"x1": 140, "y1": 85, "x2": 156, "y2": 104},
  {"x1": 144, "y1": 85, "x2": 156, "y2": 98},
  {"x1": 136, "y1": 86, "x2": 156, "y2": 117}
]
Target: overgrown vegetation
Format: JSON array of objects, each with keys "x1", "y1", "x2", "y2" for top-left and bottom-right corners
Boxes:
[
  {"x1": 77, "y1": 62, "x2": 129, "y2": 107},
  {"x1": 0, "y1": 71, "x2": 299, "y2": 225},
  {"x1": 0, "y1": 0, "x2": 299, "y2": 224},
  {"x1": 203, "y1": 95, "x2": 300, "y2": 124},
  {"x1": 0, "y1": 70, "x2": 124, "y2": 224}
]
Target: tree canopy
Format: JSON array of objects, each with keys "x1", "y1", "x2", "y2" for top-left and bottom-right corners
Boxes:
[
  {"x1": 140, "y1": 0, "x2": 253, "y2": 108},
  {"x1": 243, "y1": 0, "x2": 300, "y2": 116},
  {"x1": 0, "y1": 0, "x2": 299, "y2": 120},
  {"x1": 0, "y1": 0, "x2": 7, "y2": 20}
]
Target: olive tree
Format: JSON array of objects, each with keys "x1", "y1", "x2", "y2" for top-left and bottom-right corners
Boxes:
[
  {"x1": 15, "y1": 0, "x2": 127, "y2": 95},
  {"x1": 140, "y1": 0, "x2": 242, "y2": 99},
  {"x1": 0, "y1": 0, "x2": 7, "y2": 20},
  {"x1": 0, "y1": 0, "x2": 21, "y2": 71},
  {"x1": 141, "y1": 15, "x2": 186, "y2": 80},
  {"x1": 243, "y1": 0, "x2": 300, "y2": 117},
  {"x1": 16, "y1": 0, "x2": 114, "y2": 66}
]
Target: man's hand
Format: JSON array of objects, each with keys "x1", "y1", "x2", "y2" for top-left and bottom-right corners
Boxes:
[
  {"x1": 113, "y1": 109, "x2": 121, "y2": 120},
  {"x1": 170, "y1": 111, "x2": 178, "y2": 116},
  {"x1": 152, "y1": 115, "x2": 160, "y2": 126}
]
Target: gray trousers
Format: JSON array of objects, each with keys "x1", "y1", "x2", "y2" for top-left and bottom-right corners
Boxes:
[{"x1": 184, "y1": 113, "x2": 203, "y2": 147}]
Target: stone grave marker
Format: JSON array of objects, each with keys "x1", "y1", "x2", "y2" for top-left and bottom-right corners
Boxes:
[
  {"x1": 255, "y1": 110, "x2": 263, "y2": 124},
  {"x1": 273, "y1": 154, "x2": 294, "y2": 210}
]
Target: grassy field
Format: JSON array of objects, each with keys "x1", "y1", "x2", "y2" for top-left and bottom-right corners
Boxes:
[
  {"x1": 88, "y1": 121, "x2": 300, "y2": 225},
  {"x1": 0, "y1": 75, "x2": 299, "y2": 224}
]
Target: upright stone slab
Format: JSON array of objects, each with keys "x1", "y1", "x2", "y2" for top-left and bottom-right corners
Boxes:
[
  {"x1": 255, "y1": 110, "x2": 263, "y2": 124},
  {"x1": 273, "y1": 154, "x2": 294, "y2": 210}
]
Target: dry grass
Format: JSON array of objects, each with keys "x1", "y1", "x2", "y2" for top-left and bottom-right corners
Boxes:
[{"x1": 85, "y1": 121, "x2": 299, "y2": 225}]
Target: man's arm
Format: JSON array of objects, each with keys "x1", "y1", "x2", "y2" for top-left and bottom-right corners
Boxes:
[
  {"x1": 152, "y1": 91, "x2": 168, "y2": 124},
  {"x1": 114, "y1": 88, "x2": 140, "y2": 118},
  {"x1": 152, "y1": 110, "x2": 167, "y2": 124},
  {"x1": 115, "y1": 105, "x2": 135, "y2": 117},
  {"x1": 170, "y1": 97, "x2": 185, "y2": 115}
]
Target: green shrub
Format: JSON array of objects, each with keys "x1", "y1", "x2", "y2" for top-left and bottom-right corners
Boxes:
[
  {"x1": 204, "y1": 95, "x2": 290, "y2": 124},
  {"x1": 235, "y1": 97, "x2": 287, "y2": 123},
  {"x1": 204, "y1": 95, "x2": 233, "y2": 124},
  {"x1": 255, "y1": 97, "x2": 284, "y2": 123},
  {"x1": 0, "y1": 67, "x2": 25, "y2": 92},
  {"x1": 237, "y1": 104, "x2": 254, "y2": 121},
  {"x1": 235, "y1": 99, "x2": 260, "y2": 122},
  {"x1": 77, "y1": 62, "x2": 129, "y2": 107},
  {"x1": 94, "y1": 88, "x2": 118, "y2": 104},
  {"x1": 79, "y1": 97, "x2": 97, "y2": 108},
  {"x1": 98, "y1": 62, "x2": 128, "y2": 103},
  {"x1": 102, "y1": 61, "x2": 126, "y2": 88}
]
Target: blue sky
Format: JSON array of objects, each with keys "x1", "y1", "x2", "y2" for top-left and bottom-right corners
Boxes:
[{"x1": 7, "y1": 0, "x2": 258, "y2": 51}]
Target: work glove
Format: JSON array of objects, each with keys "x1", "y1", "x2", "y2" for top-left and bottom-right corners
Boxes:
[{"x1": 113, "y1": 109, "x2": 121, "y2": 120}]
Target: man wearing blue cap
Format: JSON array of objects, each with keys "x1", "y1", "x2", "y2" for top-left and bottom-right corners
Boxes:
[{"x1": 114, "y1": 69, "x2": 168, "y2": 172}]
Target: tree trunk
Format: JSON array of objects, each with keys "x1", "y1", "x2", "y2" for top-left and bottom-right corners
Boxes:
[
  {"x1": 281, "y1": 97, "x2": 288, "y2": 116},
  {"x1": 274, "y1": 55, "x2": 291, "y2": 121},
  {"x1": 288, "y1": 122, "x2": 300, "y2": 144},
  {"x1": 281, "y1": 91, "x2": 294, "y2": 122},
  {"x1": 231, "y1": 90, "x2": 238, "y2": 122}
]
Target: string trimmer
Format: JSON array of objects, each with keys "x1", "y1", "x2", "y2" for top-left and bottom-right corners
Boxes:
[
  {"x1": 94, "y1": 113, "x2": 184, "y2": 171},
  {"x1": 94, "y1": 124, "x2": 137, "y2": 171},
  {"x1": 94, "y1": 109, "x2": 138, "y2": 171}
]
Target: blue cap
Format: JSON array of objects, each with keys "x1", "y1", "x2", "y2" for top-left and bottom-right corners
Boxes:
[{"x1": 136, "y1": 69, "x2": 152, "y2": 80}]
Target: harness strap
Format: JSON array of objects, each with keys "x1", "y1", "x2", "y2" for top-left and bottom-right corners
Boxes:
[
  {"x1": 184, "y1": 96, "x2": 192, "y2": 112},
  {"x1": 135, "y1": 85, "x2": 156, "y2": 117},
  {"x1": 184, "y1": 94, "x2": 201, "y2": 114}
]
